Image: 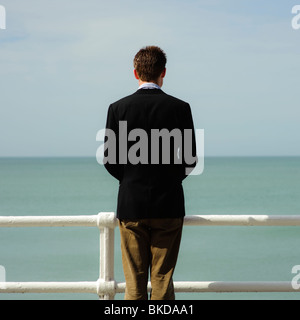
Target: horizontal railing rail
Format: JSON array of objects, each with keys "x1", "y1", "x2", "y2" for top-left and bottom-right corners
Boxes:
[
  {"x1": 1, "y1": 213, "x2": 300, "y2": 299},
  {"x1": 2, "y1": 214, "x2": 300, "y2": 227}
]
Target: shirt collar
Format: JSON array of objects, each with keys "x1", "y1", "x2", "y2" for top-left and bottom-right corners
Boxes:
[{"x1": 138, "y1": 82, "x2": 161, "y2": 90}]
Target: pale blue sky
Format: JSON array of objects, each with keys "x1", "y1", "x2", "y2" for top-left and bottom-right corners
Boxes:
[{"x1": 0, "y1": 0, "x2": 299, "y2": 156}]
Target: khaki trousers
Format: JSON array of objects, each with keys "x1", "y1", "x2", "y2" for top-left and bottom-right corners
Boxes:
[{"x1": 118, "y1": 218, "x2": 183, "y2": 300}]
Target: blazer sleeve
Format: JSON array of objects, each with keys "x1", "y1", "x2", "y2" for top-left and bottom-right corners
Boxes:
[
  {"x1": 103, "y1": 104, "x2": 123, "y2": 181},
  {"x1": 181, "y1": 103, "x2": 198, "y2": 180}
]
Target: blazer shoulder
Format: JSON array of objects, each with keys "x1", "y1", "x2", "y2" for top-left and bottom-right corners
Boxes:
[
  {"x1": 110, "y1": 93, "x2": 136, "y2": 108},
  {"x1": 163, "y1": 93, "x2": 190, "y2": 109}
]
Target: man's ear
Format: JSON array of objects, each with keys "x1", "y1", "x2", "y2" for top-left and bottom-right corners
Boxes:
[
  {"x1": 161, "y1": 68, "x2": 166, "y2": 78},
  {"x1": 134, "y1": 69, "x2": 139, "y2": 80}
]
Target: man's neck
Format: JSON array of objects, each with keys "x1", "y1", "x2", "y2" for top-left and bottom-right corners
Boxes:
[
  {"x1": 138, "y1": 80, "x2": 157, "y2": 86},
  {"x1": 138, "y1": 78, "x2": 163, "y2": 88}
]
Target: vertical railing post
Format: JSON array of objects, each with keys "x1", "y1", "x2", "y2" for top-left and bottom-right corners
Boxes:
[{"x1": 97, "y1": 212, "x2": 116, "y2": 300}]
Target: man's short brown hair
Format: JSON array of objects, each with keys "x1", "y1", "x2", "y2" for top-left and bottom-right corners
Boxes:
[{"x1": 133, "y1": 46, "x2": 167, "y2": 82}]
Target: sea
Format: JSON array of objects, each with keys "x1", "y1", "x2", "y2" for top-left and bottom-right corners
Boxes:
[{"x1": 0, "y1": 156, "x2": 299, "y2": 300}]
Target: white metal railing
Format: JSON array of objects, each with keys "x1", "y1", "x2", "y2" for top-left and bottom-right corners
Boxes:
[{"x1": 1, "y1": 213, "x2": 300, "y2": 299}]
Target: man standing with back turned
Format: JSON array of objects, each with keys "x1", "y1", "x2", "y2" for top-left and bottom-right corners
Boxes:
[{"x1": 104, "y1": 46, "x2": 197, "y2": 300}]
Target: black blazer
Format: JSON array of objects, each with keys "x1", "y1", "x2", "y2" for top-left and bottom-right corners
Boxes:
[{"x1": 104, "y1": 89, "x2": 197, "y2": 219}]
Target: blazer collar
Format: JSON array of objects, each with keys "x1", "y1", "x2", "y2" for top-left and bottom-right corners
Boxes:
[{"x1": 134, "y1": 88, "x2": 165, "y2": 95}]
